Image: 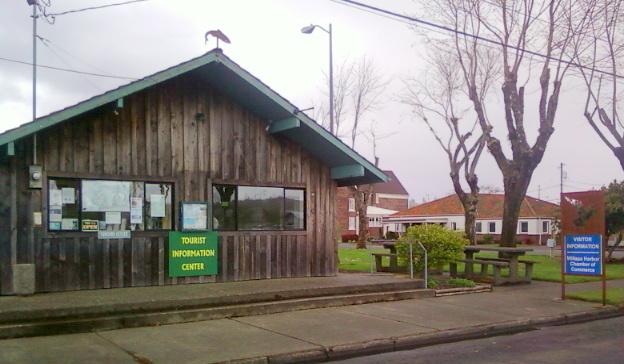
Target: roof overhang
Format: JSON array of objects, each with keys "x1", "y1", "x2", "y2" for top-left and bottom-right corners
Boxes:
[{"x1": 0, "y1": 49, "x2": 387, "y2": 186}]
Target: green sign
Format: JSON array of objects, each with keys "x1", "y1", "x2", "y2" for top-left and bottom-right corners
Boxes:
[{"x1": 168, "y1": 231, "x2": 218, "y2": 277}]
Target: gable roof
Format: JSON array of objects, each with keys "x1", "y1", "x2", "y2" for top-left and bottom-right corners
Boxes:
[
  {"x1": 372, "y1": 170, "x2": 409, "y2": 195},
  {"x1": 0, "y1": 49, "x2": 387, "y2": 186},
  {"x1": 391, "y1": 193, "x2": 558, "y2": 219}
]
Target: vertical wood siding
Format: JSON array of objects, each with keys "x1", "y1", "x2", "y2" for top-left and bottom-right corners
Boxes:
[{"x1": 0, "y1": 71, "x2": 337, "y2": 294}]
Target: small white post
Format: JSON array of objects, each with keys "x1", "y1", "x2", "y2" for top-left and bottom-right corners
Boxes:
[{"x1": 409, "y1": 241, "x2": 414, "y2": 279}]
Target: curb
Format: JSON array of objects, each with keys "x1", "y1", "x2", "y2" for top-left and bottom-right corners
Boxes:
[
  {"x1": 434, "y1": 285, "x2": 492, "y2": 297},
  {"x1": 230, "y1": 305, "x2": 624, "y2": 364}
]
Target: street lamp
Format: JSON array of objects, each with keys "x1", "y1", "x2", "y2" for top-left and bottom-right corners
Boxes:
[{"x1": 301, "y1": 23, "x2": 334, "y2": 135}]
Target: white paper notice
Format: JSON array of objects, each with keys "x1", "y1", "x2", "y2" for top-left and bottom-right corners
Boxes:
[
  {"x1": 150, "y1": 195, "x2": 166, "y2": 217},
  {"x1": 130, "y1": 197, "x2": 143, "y2": 224},
  {"x1": 61, "y1": 218, "x2": 78, "y2": 230},
  {"x1": 49, "y1": 208, "x2": 62, "y2": 222},
  {"x1": 105, "y1": 211, "x2": 122, "y2": 225},
  {"x1": 61, "y1": 188, "x2": 75, "y2": 204},
  {"x1": 49, "y1": 190, "x2": 63, "y2": 207},
  {"x1": 82, "y1": 180, "x2": 131, "y2": 212}
]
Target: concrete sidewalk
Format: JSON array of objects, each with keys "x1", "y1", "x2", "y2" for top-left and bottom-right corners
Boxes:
[{"x1": 0, "y1": 280, "x2": 620, "y2": 364}]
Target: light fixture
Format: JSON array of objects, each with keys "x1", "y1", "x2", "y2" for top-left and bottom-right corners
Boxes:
[{"x1": 300, "y1": 25, "x2": 316, "y2": 34}]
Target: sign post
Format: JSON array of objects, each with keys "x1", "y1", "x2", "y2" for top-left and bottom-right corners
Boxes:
[
  {"x1": 562, "y1": 234, "x2": 606, "y2": 306},
  {"x1": 560, "y1": 191, "x2": 607, "y2": 306}
]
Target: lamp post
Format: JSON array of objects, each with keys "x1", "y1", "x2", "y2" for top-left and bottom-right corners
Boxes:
[{"x1": 301, "y1": 23, "x2": 334, "y2": 135}]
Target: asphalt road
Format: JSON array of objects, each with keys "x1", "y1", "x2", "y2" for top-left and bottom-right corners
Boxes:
[{"x1": 334, "y1": 316, "x2": 624, "y2": 364}]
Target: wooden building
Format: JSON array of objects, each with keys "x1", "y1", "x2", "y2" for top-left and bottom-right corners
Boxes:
[{"x1": 0, "y1": 49, "x2": 386, "y2": 295}]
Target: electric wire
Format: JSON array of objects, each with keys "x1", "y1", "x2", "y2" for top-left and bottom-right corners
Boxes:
[
  {"x1": 330, "y1": 0, "x2": 624, "y2": 80},
  {"x1": 0, "y1": 56, "x2": 138, "y2": 80}
]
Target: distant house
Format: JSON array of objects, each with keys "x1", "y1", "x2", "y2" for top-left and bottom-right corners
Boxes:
[
  {"x1": 384, "y1": 194, "x2": 559, "y2": 245},
  {"x1": 336, "y1": 170, "x2": 409, "y2": 239}
]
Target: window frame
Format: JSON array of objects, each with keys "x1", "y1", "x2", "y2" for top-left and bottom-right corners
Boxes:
[
  {"x1": 348, "y1": 198, "x2": 355, "y2": 212},
  {"x1": 542, "y1": 220, "x2": 550, "y2": 233},
  {"x1": 519, "y1": 221, "x2": 529, "y2": 233},
  {"x1": 475, "y1": 222, "x2": 482, "y2": 233},
  {"x1": 488, "y1": 222, "x2": 496, "y2": 233},
  {"x1": 46, "y1": 175, "x2": 175, "y2": 234},
  {"x1": 212, "y1": 183, "x2": 307, "y2": 232}
]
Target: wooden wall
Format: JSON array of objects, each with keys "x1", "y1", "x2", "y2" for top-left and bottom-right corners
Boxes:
[{"x1": 0, "y1": 71, "x2": 337, "y2": 294}]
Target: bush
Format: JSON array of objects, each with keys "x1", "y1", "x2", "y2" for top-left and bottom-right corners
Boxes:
[
  {"x1": 447, "y1": 278, "x2": 476, "y2": 288},
  {"x1": 385, "y1": 231, "x2": 399, "y2": 240},
  {"x1": 396, "y1": 224, "x2": 467, "y2": 273},
  {"x1": 427, "y1": 278, "x2": 439, "y2": 289},
  {"x1": 341, "y1": 233, "x2": 358, "y2": 243},
  {"x1": 481, "y1": 234, "x2": 494, "y2": 244}
]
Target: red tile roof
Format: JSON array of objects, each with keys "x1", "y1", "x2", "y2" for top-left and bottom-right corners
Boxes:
[
  {"x1": 392, "y1": 193, "x2": 558, "y2": 219},
  {"x1": 373, "y1": 171, "x2": 409, "y2": 195}
]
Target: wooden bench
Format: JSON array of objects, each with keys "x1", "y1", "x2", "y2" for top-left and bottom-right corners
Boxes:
[
  {"x1": 449, "y1": 258, "x2": 510, "y2": 285},
  {"x1": 371, "y1": 252, "x2": 398, "y2": 273},
  {"x1": 475, "y1": 257, "x2": 538, "y2": 283}
]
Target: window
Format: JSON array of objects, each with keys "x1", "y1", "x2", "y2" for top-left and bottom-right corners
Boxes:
[
  {"x1": 348, "y1": 216, "x2": 357, "y2": 230},
  {"x1": 348, "y1": 198, "x2": 355, "y2": 212},
  {"x1": 47, "y1": 177, "x2": 174, "y2": 232},
  {"x1": 451, "y1": 222, "x2": 457, "y2": 230},
  {"x1": 212, "y1": 185, "x2": 237, "y2": 230},
  {"x1": 519, "y1": 221, "x2": 529, "y2": 233},
  {"x1": 475, "y1": 222, "x2": 482, "y2": 233},
  {"x1": 212, "y1": 184, "x2": 305, "y2": 231},
  {"x1": 488, "y1": 222, "x2": 496, "y2": 233},
  {"x1": 285, "y1": 189, "x2": 305, "y2": 230},
  {"x1": 48, "y1": 178, "x2": 80, "y2": 231},
  {"x1": 542, "y1": 220, "x2": 550, "y2": 233}
]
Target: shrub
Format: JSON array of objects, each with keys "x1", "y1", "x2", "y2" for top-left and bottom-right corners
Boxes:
[
  {"x1": 385, "y1": 231, "x2": 399, "y2": 240},
  {"x1": 447, "y1": 278, "x2": 476, "y2": 288},
  {"x1": 481, "y1": 234, "x2": 494, "y2": 244},
  {"x1": 341, "y1": 233, "x2": 358, "y2": 243},
  {"x1": 427, "y1": 278, "x2": 439, "y2": 289},
  {"x1": 396, "y1": 224, "x2": 467, "y2": 273}
]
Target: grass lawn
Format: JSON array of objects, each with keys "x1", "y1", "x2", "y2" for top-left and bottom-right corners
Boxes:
[
  {"x1": 567, "y1": 288, "x2": 624, "y2": 306},
  {"x1": 338, "y1": 247, "x2": 389, "y2": 272},
  {"x1": 338, "y1": 247, "x2": 624, "y2": 283}
]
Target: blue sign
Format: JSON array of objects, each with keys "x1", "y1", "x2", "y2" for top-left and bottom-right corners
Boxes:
[{"x1": 564, "y1": 234, "x2": 603, "y2": 276}]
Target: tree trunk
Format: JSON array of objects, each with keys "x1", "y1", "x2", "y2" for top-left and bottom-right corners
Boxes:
[
  {"x1": 352, "y1": 185, "x2": 371, "y2": 249},
  {"x1": 500, "y1": 164, "x2": 533, "y2": 247},
  {"x1": 607, "y1": 232, "x2": 623, "y2": 262},
  {"x1": 464, "y1": 210, "x2": 477, "y2": 245}
]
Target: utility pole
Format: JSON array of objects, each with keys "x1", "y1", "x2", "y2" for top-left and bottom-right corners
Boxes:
[
  {"x1": 30, "y1": 0, "x2": 38, "y2": 164},
  {"x1": 559, "y1": 163, "x2": 566, "y2": 196}
]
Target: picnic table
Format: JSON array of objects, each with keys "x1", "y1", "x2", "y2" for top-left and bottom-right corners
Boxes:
[
  {"x1": 450, "y1": 246, "x2": 535, "y2": 285},
  {"x1": 368, "y1": 240, "x2": 399, "y2": 272}
]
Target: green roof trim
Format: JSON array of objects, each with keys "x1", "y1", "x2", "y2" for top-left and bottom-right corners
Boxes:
[{"x1": 0, "y1": 49, "x2": 388, "y2": 185}]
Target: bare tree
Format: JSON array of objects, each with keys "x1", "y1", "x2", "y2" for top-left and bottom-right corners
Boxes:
[
  {"x1": 350, "y1": 57, "x2": 387, "y2": 148},
  {"x1": 347, "y1": 59, "x2": 388, "y2": 248},
  {"x1": 573, "y1": 0, "x2": 624, "y2": 171},
  {"x1": 427, "y1": 0, "x2": 594, "y2": 246},
  {"x1": 403, "y1": 50, "x2": 489, "y2": 244}
]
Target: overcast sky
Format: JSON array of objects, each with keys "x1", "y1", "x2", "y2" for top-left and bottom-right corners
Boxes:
[{"x1": 1, "y1": 0, "x2": 621, "y2": 204}]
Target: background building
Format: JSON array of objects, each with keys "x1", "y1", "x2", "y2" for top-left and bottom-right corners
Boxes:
[
  {"x1": 336, "y1": 170, "x2": 409, "y2": 239},
  {"x1": 385, "y1": 194, "x2": 559, "y2": 245}
]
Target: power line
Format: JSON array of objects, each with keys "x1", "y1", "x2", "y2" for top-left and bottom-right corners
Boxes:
[
  {"x1": 331, "y1": 0, "x2": 624, "y2": 80},
  {"x1": 44, "y1": 0, "x2": 149, "y2": 19},
  {"x1": 0, "y1": 56, "x2": 137, "y2": 80}
]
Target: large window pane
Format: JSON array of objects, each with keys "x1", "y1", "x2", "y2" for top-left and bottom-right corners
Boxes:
[
  {"x1": 212, "y1": 185, "x2": 237, "y2": 230},
  {"x1": 48, "y1": 178, "x2": 80, "y2": 231},
  {"x1": 145, "y1": 183, "x2": 173, "y2": 230},
  {"x1": 81, "y1": 180, "x2": 142, "y2": 232},
  {"x1": 284, "y1": 189, "x2": 305, "y2": 230},
  {"x1": 237, "y1": 186, "x2": 284, "y2": 230}
]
